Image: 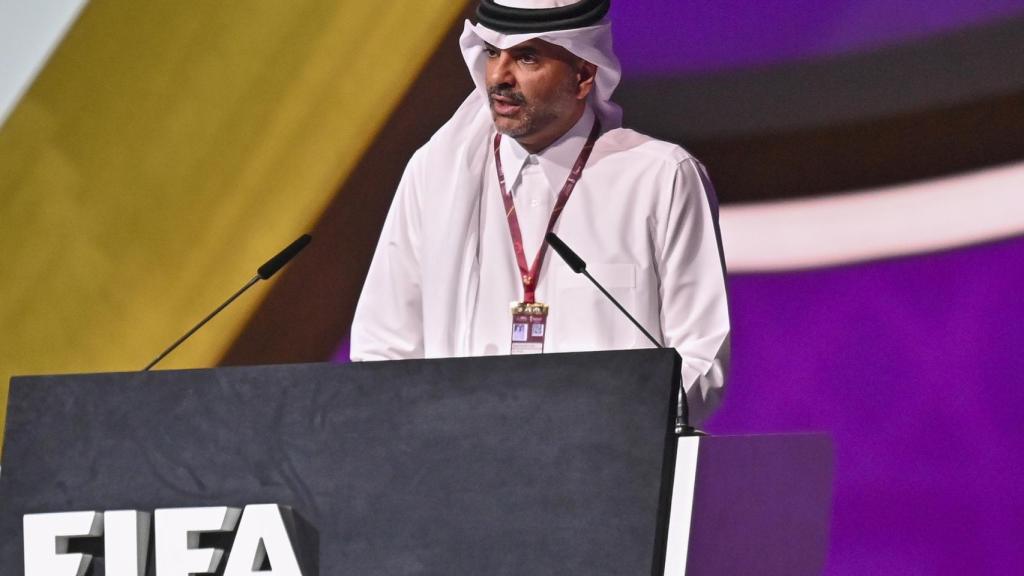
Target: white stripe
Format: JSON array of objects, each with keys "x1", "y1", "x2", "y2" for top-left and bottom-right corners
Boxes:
[
  {"x1": 664, "y1": 437, "x2": 700, "y2": 575},
  {"x1": 720, "y1": 160, "x2": 1024, "y2": 272},
  {"x1": 0, "y1": 0, "x2": 90, "y2": 128}
]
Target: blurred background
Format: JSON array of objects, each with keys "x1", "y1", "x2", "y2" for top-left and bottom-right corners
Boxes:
[{"x1": 2, "y1": 1, "x2": 1022, "y2": 573}]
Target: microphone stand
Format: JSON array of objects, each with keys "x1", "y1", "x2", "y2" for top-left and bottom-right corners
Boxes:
[
  {"x1": 142, "y1": 275, "x2": 260, "y2": 371},
  {"x1": 545, "y1": 232, "x2": 703, "y2": 436}
]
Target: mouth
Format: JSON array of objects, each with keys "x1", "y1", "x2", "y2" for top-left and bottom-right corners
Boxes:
[{"x1": 489, "y1": 93, "x2": 524, "y2": 117}]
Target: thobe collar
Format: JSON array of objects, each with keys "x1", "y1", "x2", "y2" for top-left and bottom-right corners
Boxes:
[{"x1": 498, "y1": 105, "x2": 596, "y2": 195}]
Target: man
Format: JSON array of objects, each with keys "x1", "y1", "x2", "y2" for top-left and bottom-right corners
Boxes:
[{"x1": 351, "y1": 0, "x2": 730, "y2": 426}]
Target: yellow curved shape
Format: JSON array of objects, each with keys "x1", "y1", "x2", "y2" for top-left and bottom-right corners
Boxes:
[{"x1": 0, "y1": 0, "x2": 469, "y2": 453}]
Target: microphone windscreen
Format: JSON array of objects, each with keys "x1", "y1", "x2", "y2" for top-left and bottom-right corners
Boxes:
[
  {"x1": 257, "y1": 234, "x2": 312, "y2": 280},
  {"x1": 545, "y1": 232, "x2": 587, "y2": 273}
]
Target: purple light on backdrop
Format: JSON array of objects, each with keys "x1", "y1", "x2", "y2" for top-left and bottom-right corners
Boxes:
[
  {"x1": 608, "y1": 0, "x2": 1024, "y2": 75},
  {"x1": 709, "y1": 235, "x2": 1024, "y2": 574}
]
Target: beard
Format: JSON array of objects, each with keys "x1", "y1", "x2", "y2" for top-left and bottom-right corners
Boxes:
[{"x1": 487, "y1": 78, "x2": 579, "y2": 140}]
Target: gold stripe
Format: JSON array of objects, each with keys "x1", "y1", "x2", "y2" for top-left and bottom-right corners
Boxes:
[{"x1": 0, "y1": 0, "x2": 469, "y2": 454}]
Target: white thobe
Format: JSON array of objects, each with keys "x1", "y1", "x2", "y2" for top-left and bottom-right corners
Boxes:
[{"x1": 351, "y1": 104, "x2": 730, "y2": 425}]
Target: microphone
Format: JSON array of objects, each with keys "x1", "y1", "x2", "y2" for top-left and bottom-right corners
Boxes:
[
  {"x1": 258, "y1": 234, "x2": 312, "y2": 279},
  {"x1": 142, "y1": 234, "x2": 312, "y2": 371},
  {"x1": 546, "y1": 232, "x2": 661, "y2": 347},
  {"x1": 545, "y1": 232, "x2": 699, "y2": 436}
]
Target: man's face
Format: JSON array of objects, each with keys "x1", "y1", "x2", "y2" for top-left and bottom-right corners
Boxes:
[{"x1": 484, "y1": 39, "x2": 595, "y2": 149}]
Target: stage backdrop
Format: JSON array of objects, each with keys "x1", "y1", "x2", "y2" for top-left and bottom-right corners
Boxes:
[{"x1": 2, "y1": 1, "x2": 1024, "y2": 574}]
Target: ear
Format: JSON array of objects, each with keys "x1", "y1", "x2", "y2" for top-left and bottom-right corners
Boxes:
[{"x1": 576, "y1": 61, "x2": 598, "y2": 100}]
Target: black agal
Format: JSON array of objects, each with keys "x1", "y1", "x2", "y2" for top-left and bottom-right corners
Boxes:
[{"x1": 476, "y1": 0, "x2": 611, "y2": 34}]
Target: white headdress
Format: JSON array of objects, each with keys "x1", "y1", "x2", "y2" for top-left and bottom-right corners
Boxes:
[{"x1": 459, "y1": 0, "x2": 623, "y2": 128}]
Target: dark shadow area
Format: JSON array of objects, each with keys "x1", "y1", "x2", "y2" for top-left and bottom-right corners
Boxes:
[{"x1": 220, "y1": 5, "x2": 475, "y2": 366}]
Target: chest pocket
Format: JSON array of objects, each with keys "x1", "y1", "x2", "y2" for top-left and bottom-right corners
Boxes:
[{"x1": 552, "y1": 262, "x2": 639, "y2": 351}]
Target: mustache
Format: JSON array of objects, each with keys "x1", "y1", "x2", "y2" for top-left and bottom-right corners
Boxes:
[{"x1": 487, "y1": 85, "x2": 526, "y2": 105}]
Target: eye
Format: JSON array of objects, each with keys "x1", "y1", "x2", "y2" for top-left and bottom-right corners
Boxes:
[
  {"x1": 518, "y1": 54, "x2": 538, "y2": 65},
  {"x1": 484, "y1": 46, "x2": 499, "y2": 58}
]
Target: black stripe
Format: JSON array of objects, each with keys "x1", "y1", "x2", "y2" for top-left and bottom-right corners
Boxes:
[
  {"x1": 685, "y1": 89, "x2": 1024, "y2": 204},
  {"x1": 615, "y1": 15, "x2": 1024, "y2": 202}
]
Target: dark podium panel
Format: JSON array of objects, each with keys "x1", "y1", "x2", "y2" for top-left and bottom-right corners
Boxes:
[{"x1": 0, "y1": 349, "x2": 681, "y2": 575}]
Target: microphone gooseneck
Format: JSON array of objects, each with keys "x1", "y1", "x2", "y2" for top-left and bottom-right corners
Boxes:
[
  {"x1": 545, "y1": 232, "x2": 700, "y2": 436},
  {"x1": 546, "y1": 232, "x2": 662, "y2": 348},
  {"x1": 142, "y1": 234, "x2": 313, "y2": 371}
]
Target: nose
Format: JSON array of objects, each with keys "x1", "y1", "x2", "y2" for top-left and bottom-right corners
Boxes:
[{"x1": 487, "y1": 52, "x2": 516, "y2": 87}]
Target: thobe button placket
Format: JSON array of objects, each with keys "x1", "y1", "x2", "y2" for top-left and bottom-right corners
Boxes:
[{"x1": 513, "y1": 155, "x2": 554, "y2": 259}]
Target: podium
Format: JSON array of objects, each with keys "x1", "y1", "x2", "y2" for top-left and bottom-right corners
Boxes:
[{"x1": 0, "y1": 350, "x2": 832, "y2": 575}]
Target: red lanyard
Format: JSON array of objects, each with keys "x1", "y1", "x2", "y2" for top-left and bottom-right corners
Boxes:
[{"x1": 494, "y1": 119, "x2": 601, "y2": 303}]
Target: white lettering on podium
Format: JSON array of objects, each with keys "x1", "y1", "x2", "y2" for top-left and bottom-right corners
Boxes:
[
  {"x1": 23, "y1": 511, "x2": 103, "y2": 576},
  {"x1": 154, "y1": 506, "x2": 241, "y2": 576},
  {"x1": 105, "y1": 510, "x2": 151, "y2": 576},
  {"x1": 23, "y1": 504, "x2": 303, "y2": 576},
  {"x1": 223, "y1": 504, "x2": 303, "y2": 576}
]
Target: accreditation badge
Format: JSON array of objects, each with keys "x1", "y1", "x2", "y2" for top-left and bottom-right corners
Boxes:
[{"x1": 510, "y1": 301, "x2": 549, "y2": 355}]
